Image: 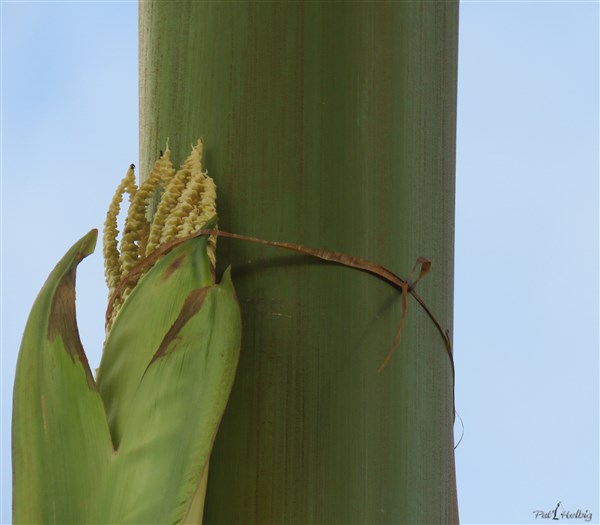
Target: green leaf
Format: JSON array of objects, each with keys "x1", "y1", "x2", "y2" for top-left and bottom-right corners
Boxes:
[
  {"x1": 13, "y1": 231, "x2": 241, "y2": 524},
  {"x1": 12, "y1": 230, "x2": 112, "y2": 524},
  {"x1": 93, "y1": 268, "x2": 241, "y2": 524},
  {"x1": 97, "y1": 233, "x2": 213, "y2": 447}
]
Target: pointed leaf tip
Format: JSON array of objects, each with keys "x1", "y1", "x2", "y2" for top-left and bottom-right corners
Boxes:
[{"x1": 79, "y1": 228, "x2": 98, "y2": 258}]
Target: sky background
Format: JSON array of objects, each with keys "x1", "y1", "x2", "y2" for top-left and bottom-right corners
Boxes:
[{"x1": 1, "y1": 2, "x2": 598, "y2": 524}]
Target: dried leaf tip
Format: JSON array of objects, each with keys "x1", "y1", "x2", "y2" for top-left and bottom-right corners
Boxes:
[{"x1": 102, "y1": 139, "x2": 217, "y2": 330}]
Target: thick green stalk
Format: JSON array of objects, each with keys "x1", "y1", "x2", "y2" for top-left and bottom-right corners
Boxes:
[{"x1": 140, "y1": 3, "x2": 459, "y2": 523}]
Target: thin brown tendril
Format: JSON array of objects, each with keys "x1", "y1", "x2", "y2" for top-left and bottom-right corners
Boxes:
[{"x1": 106, "y1": 226, "x2": 455, "y2": 417}]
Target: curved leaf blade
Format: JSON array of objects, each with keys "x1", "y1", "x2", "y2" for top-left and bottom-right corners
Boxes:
[
  {"x1": 12, "y1": 230, "x2": 113, "y2": 524},
  {"x1": 93, "y1": 268, "x2": 241, "y2": 524},
  {"x1": 97, "y1": 234, "x2": 213, "y2": 447}
]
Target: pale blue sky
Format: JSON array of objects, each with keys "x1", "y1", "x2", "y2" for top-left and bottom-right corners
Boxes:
[
  {"x1": 455, "y1": 3, "x2": 598, "y2": 523},
  {"x1": 1, "y1": 2, "x2": 598, "y2": 524}
]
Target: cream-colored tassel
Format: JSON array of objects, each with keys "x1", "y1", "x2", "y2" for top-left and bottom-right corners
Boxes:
[
  {"x1": 103, "y1": 139, "x2": 217, "y2": 329},
  {"x1": 103, "y1": 164, "x2": 137, "y2": 294}
]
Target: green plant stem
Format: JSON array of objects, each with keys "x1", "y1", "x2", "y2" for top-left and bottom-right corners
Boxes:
[{"x1": 139, "y1": 3, "x2": 459, "y2": 523}]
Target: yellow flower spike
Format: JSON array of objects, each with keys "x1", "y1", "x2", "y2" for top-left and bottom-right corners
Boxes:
[
  {"x1": 145, "y1": 148, "x2": 178, "y2": 254},
  {"x1": 158, "y1": 170, "x2": 192, "y2": 244},
  {"x1": 183, "y1": 171, "x2": 217, "y2": 266},
  {"x1": 172, "y1": 176, "x2": 204, "y2": 236},
  {"x1": 105, "y1": 140, "x2": 218, "y2": 325},
  {"x1": 139, "y1": 150, "x2": 175, "y2": 255},
  {"x1": 157, "y1": 148, "x2": 176, "y2": 193},
  {"x1": 148, "y1": 167, "x2": 191, "y2": 249},
  {"x1": 103, "y1": 164, "x2": 137, "y2": 293},
  {"x1": 167, "y1": 140, "x2": 216, "y2": 236},
  {"x1": 120, "y1": 154, "x2": 168, "y2": 274},
  {"x1": 181, "y1": 138, "x2": 203, "y2": 171},
  {"x1": 199, "y1": 175, "x2": 218, "y2": 267},
  {"x1": 179, "y1": 178, "x2": 217, "y2": 267},
  {"x1": 148, "y1": 140, "x2": 206, "y2": 250},
  {"x1": 197, "y1": 174, "x2": 217, "y2": 226}
]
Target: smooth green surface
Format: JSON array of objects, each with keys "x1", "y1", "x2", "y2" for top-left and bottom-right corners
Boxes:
[
  {"x1": 13, "y1": 232, "x2": 241, "y2": 524},
  {"x1": 140, "y1": 3, "x2": 459, "y2": 523}
]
